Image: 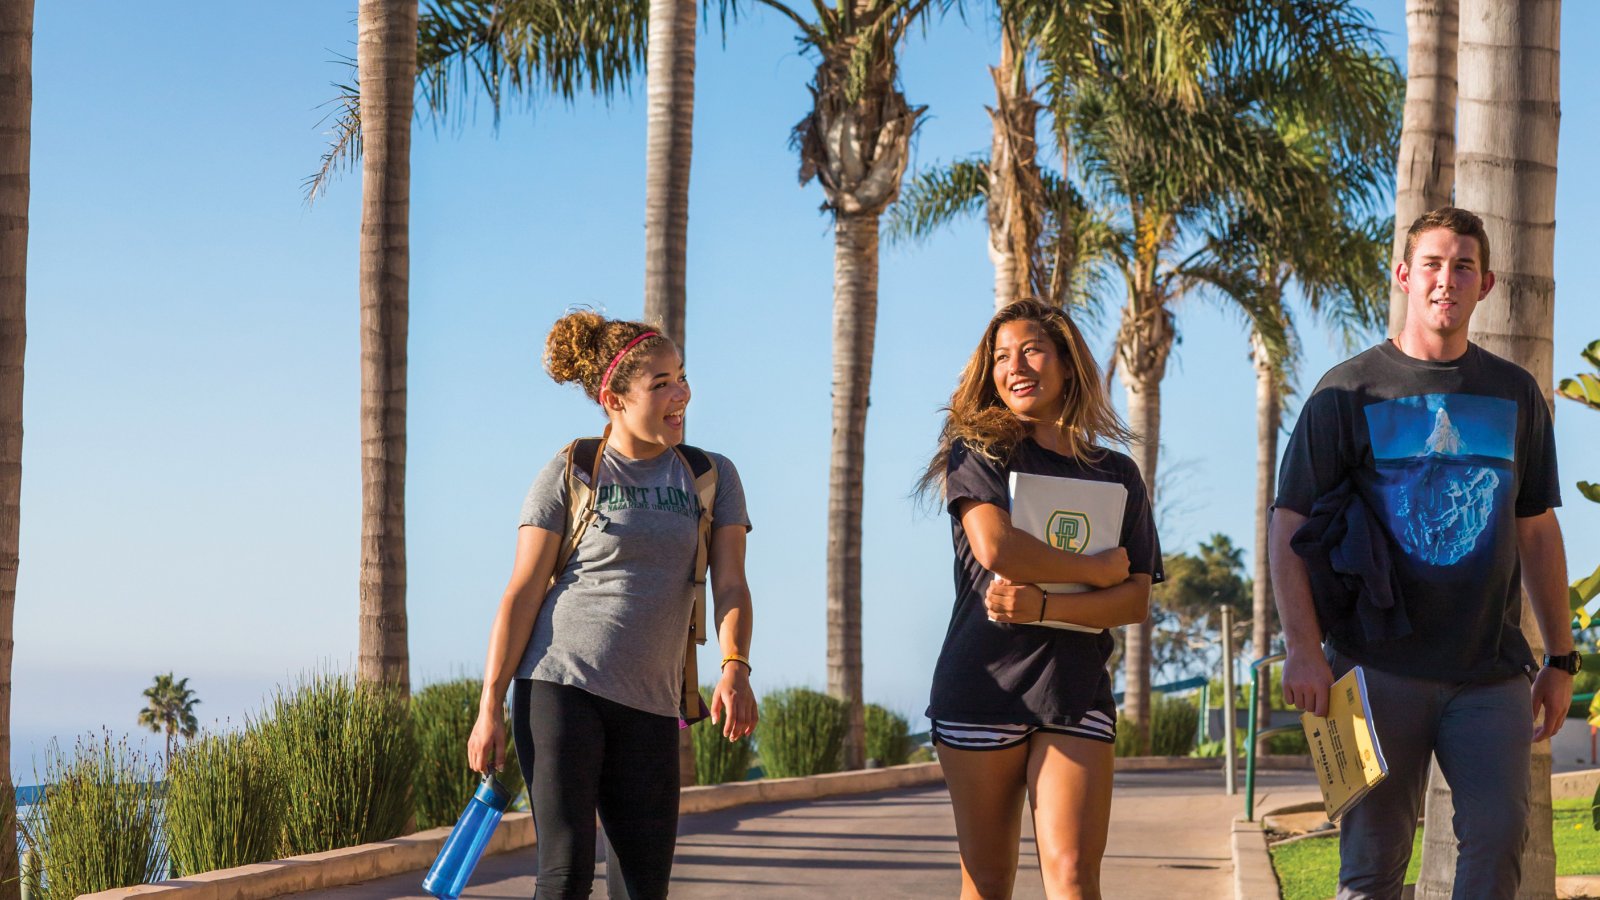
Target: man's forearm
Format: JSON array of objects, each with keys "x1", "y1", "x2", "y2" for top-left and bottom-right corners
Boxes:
[
  {"x1": 1519, "y1": 510, "x2": 1573, "y2": 656},
  {"x1": 1269, "y1": 509, "x2": 1323, "y2": 654}
]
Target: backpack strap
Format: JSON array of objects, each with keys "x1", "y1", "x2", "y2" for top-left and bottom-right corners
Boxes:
[
  {"x1": 553, "y1": 431, "x2": 607, "y2": 587},
  {"x1": 672, "y1": 443, "x2": 718, "y2": 723}
]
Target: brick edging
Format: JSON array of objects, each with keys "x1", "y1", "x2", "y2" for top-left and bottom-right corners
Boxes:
[{"x1": 78, "y1": 762, "x2": 947, "y2": 900}]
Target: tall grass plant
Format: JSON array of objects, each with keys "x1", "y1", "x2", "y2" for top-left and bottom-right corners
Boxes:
[
  {"x1": 258, "y1": 671, "x2": 417, "y2": 855},
  {"x1": 412, "y1": 678, "x2": 523, "y2": 829},
  {"x1": 21, "y1": 733, "x2": 166, "y2": 899},
  {"x1": 163, "y1": 730, "x2": 286, "y2": 875},
  {"x1": 758, "y1": 688, "x2": 846, "y2": 778}
]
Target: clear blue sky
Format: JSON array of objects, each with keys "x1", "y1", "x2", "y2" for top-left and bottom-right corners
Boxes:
[{"x1": 17, "y1": 2, "x2": 1600, "y2": 775}]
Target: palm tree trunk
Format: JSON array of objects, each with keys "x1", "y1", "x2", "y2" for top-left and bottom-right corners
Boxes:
[
  {"x1": 357, "y1": 0, "x2": 417, "y2": 696},
  {"x1": 828, "y1": 213, "x2": 877, "y2": 771},
  {"x1": 0, "y1": 2, "x2": 29, "y2": 896},
  {"x1": 1388, "y1": 0, "x2": 1458, "y2": 339},
  {"x1": 1250, "y1": 331, "x2": 1279, "y2": 745},
  {"x1": 642, "y1": 0, "x2": 695, "y2": 350},
  {"x1": 1417, "y1": 2, "x2": 1559, "y2": 897},
  {"x1": 1115, "y1": 301, "x2": 1174, "y2": 754},
  {"x1": 986, "y1": 25, "x2": 1042, "y2": 310},
  {"x1": 641, "y1": 0, "x2": 700, "y2": 790}
]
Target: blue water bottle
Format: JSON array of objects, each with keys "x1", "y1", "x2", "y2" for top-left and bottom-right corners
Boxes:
[{"x1": 422, "y1": 773, "x2": 513, "y2": 900}]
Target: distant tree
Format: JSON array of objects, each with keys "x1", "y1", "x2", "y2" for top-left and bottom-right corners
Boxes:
[
  {"x1": 1150, "y1": 534, "x2": 1251, "y2": 681},
  {"x1": 138, "y1": 673, "x2": 200, "y2": 762}
]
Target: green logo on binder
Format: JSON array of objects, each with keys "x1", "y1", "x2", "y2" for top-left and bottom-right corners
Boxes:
[{"x1": 1046, "y1": 510, "x2": 1090, "y2": 552}]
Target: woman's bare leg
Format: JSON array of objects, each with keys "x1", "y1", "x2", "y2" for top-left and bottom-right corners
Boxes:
[
  {"x1": 1026, "y1": 733, "x2": 1115, "y2": 900},
  {"x1": 939, "y1": 742, "x2": 1031, "y2": 899}
]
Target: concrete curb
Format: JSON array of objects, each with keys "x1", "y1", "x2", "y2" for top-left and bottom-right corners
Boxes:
[
  {"x1": 1231, "y1": 813, "x2": 1282, "y2": 900},
  {"x1": 79, "y1": 762, "x2": 947, "y2": 900},
  {"x1": 1552, "y1": 767, "x2": 1600, "y2": 801}
]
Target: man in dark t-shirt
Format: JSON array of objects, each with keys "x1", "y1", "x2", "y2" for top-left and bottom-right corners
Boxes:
[{"x1": 1271, "y1": 208, "x2": 1575, "y2": 899}]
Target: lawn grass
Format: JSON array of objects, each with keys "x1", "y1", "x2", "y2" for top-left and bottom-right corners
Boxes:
[{"x1": 1270, "y1": 798, "x2": 1598, "y2": 900}]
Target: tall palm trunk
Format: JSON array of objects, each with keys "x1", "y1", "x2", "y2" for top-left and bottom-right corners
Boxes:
[
  {"x1": 0, "y1": 2, "x2": 30, "y2": 895},
  {"x1": 1115, "y1": 299, "x2": 1174, "y2": 753},
  {"x1": 1249, "y1": 329, "x2": 1280, "y2": 744},
  {"x1": 1416, "y1": 2, "x2": 1560, "y2": 897},
  {"x1": 828, "y1": 213, "x2": 877, "y2": 770},
  {"x1": 357, "y1": 0, "x2": 417, "y2": 695},
  {"x1": 642, "y1": 0, "x2": 699, "y2": 788},
  {"x1": 795, "y1": 10, "x2": 920, "y2": 767},
  {"x1": 1387, "y1": 0, "x2": 1457, "y2": 338},
  {"x1": 643, "y1": 0, "x2": 695, "y2": 349},
  {"x1": 986, "y1": 24, "x2": 1042, "y2": 310}
]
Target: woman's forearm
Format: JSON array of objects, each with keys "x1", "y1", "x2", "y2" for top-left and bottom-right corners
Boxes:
[
  {"x1": 1042, "y1": 577, "x2": 1151, "y2": 629},
  {"x1": 713, "y1": 586, "x2": 752, "y2": 666}
]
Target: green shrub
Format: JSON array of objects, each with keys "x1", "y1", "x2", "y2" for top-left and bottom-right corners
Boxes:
[
  {"x1": 412, "y1": 678, "x2": 524, "y2": 830},
  {"x1": 1150, "y1": 695, "x2": 1198, "y2": 756},
  {"x1": 864, "y1": 705, "x2": 911, "y2": 767},
  {"x1": 257, "y1": 671, "x2": 417, "y2": 855},
  {"x1": 907, "y1": 745, "x2": 935, "y2": 764},
  {"x1": 757, "y1": 688, "x2": 846, "y2": 778},
  {"x1": 164, "y1": 730, "x2": 287, "y2": 876},
  {"x1": 1115, "y1": 695, "x2": 1199, "y2": 757},
  {"x1": 22, "y1": 733, "x2": 165, "y2": 899},
  {"x1": 691, "y1": 685, "x2": 754, "y2": 785},
  {"x1": 1265, "y1": 727, "x2": 1310, "y2": 755},
  {"x1": 1570, "y1": 667, "x2": 1600, "y2": 718}
]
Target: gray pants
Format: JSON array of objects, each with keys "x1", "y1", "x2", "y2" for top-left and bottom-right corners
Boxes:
[{"x1": 1330, "y1": 650, "x2": 1531, "y2": 900}]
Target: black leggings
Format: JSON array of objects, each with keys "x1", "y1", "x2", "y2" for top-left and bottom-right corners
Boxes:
[{"x1": 511, "y1": 679, "x2": 681, "y2": 899}]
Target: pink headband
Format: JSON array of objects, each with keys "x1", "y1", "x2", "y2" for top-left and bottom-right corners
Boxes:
[{"x1": 600, "y1": 331, "x2": 659, "y2": 396}]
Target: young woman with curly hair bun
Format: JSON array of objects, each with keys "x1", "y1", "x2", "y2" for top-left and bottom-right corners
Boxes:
[
  {"x1": 467, "y1": 311, "x2": 757, "y2": 898},
  {"x1": 921, "y1": 299, "x2": 1162, "y2": 899}
]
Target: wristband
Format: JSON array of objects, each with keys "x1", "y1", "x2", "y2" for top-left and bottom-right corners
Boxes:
[
  {"x1": 1037, "y1": 588, "x2": 1049, "y2": 623},
  {"x1": 721, "y1": 654, "x2": 752, "y2": 674}
]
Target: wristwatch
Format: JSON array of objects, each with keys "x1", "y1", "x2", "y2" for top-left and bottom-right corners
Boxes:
[{"x1": 1543, "y1": 651, "x2": 1584, "y2": 675}]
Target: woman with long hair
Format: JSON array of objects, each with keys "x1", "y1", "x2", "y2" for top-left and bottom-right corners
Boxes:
[
  {"x1": 921, "y1": 299, "x2": 1161, "y2": 899},
  {"x1": 467, "y1": 311, "x2": 757, "y2": 898}
]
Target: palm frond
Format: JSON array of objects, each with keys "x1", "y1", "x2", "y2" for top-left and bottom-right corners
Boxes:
[
  {"x1": 303, "y1": 65, "x2": 363, "y2": 206},
  {"x1": 884, "y1": 159, "x2": 988, "y2": 244}
]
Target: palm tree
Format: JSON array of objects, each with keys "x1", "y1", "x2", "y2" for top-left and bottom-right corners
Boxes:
[
  {"x1": 1387, "y1": 0, "x2": 1457, "y2": 338},
  {"x1": 1069, "y1": 0, "x2": 1395, "y2": 751},
  {"x1": 138, "y1": 673, "x2": 201, "y2": 762},
  {"x1": 356, "y1": 0, "x2": 420, "y2": 696},
  {"x1": 1416, "y1": 2, "x2": 1560, "y2": 896},
  {"x1": 1181, "y1": 61, "x2": 1400, "y2": 740},
  {"x1": 0, "y1": 2, "x2": 30, "y2": 895},
  {"x1": 751, "y1": 0, "x2": 943, "y2": 769}
]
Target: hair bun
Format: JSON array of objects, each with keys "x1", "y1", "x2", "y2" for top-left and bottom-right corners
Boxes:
[{"x1": 544, "y1": 310, "x2": 608, "y2": 387}]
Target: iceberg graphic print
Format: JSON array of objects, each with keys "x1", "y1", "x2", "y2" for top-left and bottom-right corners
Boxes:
[{"x1": 1363, "y1": 394, "x2": 1516, "y2": 566}]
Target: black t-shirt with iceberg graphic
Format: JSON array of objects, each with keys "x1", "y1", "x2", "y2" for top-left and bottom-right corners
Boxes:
[
  {"x1": 1275, "y1": 340, "x2": 1561, "y2": 683},
  {"x1": 927, "y1": 438, "x2": 1163, "y2": 728}
]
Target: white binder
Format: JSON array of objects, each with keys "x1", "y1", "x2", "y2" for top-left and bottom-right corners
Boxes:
[{"x1": 1006, "y1": 471, "x2": 1128, "y2": 633}]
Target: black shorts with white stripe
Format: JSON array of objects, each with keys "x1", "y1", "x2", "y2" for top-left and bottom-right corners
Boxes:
[{"x1": 931, "y1": 710, "x2": 1117, "y2": 750}]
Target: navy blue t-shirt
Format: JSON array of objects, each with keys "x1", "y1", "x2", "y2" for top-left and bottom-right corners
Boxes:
[
  {"x1": 927, "y1": 438, "x2": 1163, "y2": 727},
  {"x1": 1275, "y1": 341, "x2": 1561, "y2": 683}
]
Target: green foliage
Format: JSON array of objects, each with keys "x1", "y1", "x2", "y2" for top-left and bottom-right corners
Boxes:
[
  {"x1": 1153, "y1": 535, "x2": 1253, "y2": 678},
  {"x1": 691, "y1": 685, "x2": 754, "y2": 785},
  {"x1": 21, "y1": 733, "x2": 166, "y2": 899},
  {"x1": 1117, "y1": 694, "x2": 1197, "y2": 757},
  {"x1": 164, "y1": 730, "x2": 287, "y2": 876},
  {"x1": 257, "y1": 671, "x2": 418, "y2": 855},
  {"x1": 1560, "y1": 340, "x2": 1600, "y2": 627},
  {"x1": 907, "y1": 745, "x2": 935, "y2": 764},
  {"x1": 757, "y1": 688, "x2": 846, "y2": 778},
  {"x1": 1264, "y1": 728, "x2": 1309, "y2": 755},
  {"x1": 864, "y1": 705, "x2": 912, "y2": 767},
  {"x1": 411, "y1": 678, "x2": 524, "y2": 830},
  {"x1": 1570, "y1": 666, "x2": 1600, "y2": 719}
]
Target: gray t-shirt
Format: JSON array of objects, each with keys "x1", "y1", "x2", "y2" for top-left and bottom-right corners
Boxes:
[{"x1": 516, "y1": 444, "x2": 751, "y2": 717}]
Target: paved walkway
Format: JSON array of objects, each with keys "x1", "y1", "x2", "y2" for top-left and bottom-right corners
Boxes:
[{"x1": 294, "y1": 768, "x2": 1320, "y2": 900}]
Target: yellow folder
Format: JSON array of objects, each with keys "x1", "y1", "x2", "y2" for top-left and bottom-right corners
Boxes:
[{"x1": 1300, "y1": 666, "x2": 1388, "y2": 822}]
